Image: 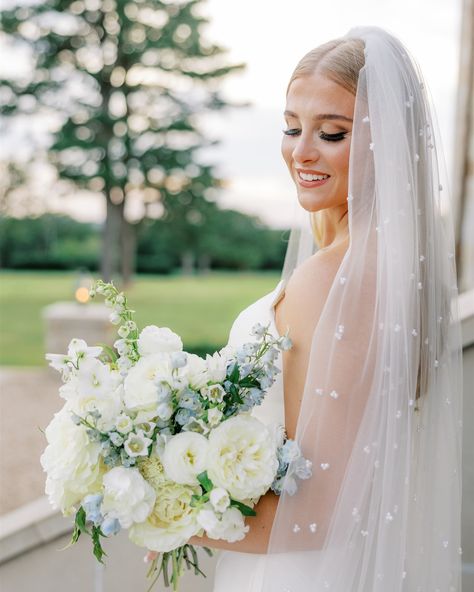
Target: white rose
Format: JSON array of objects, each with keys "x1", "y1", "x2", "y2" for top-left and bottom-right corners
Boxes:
[
  {"x1": 138, "y1": 326, "x2": 183, "y2": 356},
  {"x1": 123, "y1": 353, "x2": 173, "y2": 411},
  {"x1": 129, "y1": 457, "x2": 201, "y2": 552},
  {"x1": 40, "y1": 406, "x2": 103, "y2": 515},
  {"x1": 207, "y1": 415, "x2": 279, "y2": 501},
  {"x1": 101, "y1": 467, "x2": 156, "y2": 529},
  {"x1": 161, "y1": 432, "x2": 209, "y2": 485},
  {"x1": 209, "y1": 487, "x2": 230, "y2": 513}
]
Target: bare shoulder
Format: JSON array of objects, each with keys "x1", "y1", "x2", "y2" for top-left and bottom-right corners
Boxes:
[{"x1": 283, "y1": 240, "x2": 348, "y2": 315}]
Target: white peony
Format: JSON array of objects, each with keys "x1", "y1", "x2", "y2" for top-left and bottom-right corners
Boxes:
[
  {"x1": 40, "y1": 406, "x2": 104, "y2": 515},
  {"x1": 207, "y1": 415, "x2": 279, "y2": 501},
  {"x1": 123, "y1": 353, "x2": 173, "y2": 412},
  {"x1": 138, "y1": 326, "x2": 183, "y2": 357},
  {"x1": 101, "y1": 467, "x2": 156, "y2": 529},
  {"x1": 161, "y1": 432, "x2": 209, "y2": 485}
]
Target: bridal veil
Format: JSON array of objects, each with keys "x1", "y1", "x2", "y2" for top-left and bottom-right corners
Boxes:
[{"x1": 261, "y1": 26, "x2": 463, "y2": 591}]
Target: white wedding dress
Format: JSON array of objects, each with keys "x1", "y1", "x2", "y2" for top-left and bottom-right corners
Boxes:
[
  {"x1": 212, "y1": 278, "x2": 323, "y2": 592},
  {"x1": 212, "y1": 278, "x2": 286, "y2": 592}
]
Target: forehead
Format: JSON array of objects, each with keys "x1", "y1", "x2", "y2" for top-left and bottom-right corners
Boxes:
[{"x1": 285, "y1": 72, "x2": 355, "y2": 119}]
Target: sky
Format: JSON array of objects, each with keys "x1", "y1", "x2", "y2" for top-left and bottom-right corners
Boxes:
[{"x1": 0, "y1": 0, "x2": 463, "y2": 228}]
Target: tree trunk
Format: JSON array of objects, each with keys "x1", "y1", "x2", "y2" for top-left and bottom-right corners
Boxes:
[
  {"x1": 101, "y1": 197, "x2": 124, "y2": 282},
  {"x1": 121, "y1": 218, "x2": 136, "y2": 288},
  {"x1": 180, "y1": 250, "x2": 195, "y2": 275}
]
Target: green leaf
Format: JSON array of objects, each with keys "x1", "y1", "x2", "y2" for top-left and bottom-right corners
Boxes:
[
  {"x1": 196, "y1": 471, "x2": 214, "y2": 492},
  {"x1": 97, "y1": 342, "x2": 118, "y2": 363},
  {"x1": 91, "y1": 526, "x2": 107, "y2": 564},
  {"x1": 229, "y1": 362, "x2": 240, "y2": 383},
  {"x1": 229, "y1": 499, "x2": 257, "y2": 516}
]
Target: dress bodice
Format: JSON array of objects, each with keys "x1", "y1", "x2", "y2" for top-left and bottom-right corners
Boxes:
[{"x1": 226, "y1": 278, "x2": 286, "y2": 428}]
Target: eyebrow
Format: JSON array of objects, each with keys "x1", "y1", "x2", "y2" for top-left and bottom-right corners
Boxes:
[{"x1": 283, "y1": 110, "x2": 353, "y2": 123}]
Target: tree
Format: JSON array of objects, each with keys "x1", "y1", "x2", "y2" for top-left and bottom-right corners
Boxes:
[{"x1": 0, "y1": 0, "x2": 247, "y2": 283}]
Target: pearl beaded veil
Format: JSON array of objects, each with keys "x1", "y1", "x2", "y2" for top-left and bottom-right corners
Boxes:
[{"x1": 261, "y1": 26, "x2": 463, "y2": 591}]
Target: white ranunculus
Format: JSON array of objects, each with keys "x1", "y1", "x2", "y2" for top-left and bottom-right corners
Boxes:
[
  {"x1": 209, "y1": 487, "x2": 230, "y2": 513},
  {"x1": 40, "y1": 406, "x2": 103, "y2": 515},
  {"x1": 161, "y1": 432, "x2": 209, "y2": 485},
  {"x1": 207, "y1": 415, "x2": 279, "y2": 501},
  {"x1": 138, "y1": 325, "x2": 183, "y2": 357},
  {"x1": 123, "y1": 353, "x2": 173, "y2": 412},
  {"x1": 101, "y1": 467, "x2": 156, "y2": 529}
]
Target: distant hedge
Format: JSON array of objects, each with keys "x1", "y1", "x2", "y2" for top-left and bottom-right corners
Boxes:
[{"x1": 0, "y1": 212, "x2": 289, "y2": 273}]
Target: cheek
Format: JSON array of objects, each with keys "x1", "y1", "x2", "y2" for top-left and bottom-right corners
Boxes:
[
  {"x1": 330, "y1": 143, "x2": 350, "y2": 178},
  {"x1": 281, "y1": 137, "x2": 292, "y2": 169}
]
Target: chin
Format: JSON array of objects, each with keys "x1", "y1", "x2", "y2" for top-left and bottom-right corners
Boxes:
[{"x1": 296, "y1": 192, "x2": 329, "y2": 213}]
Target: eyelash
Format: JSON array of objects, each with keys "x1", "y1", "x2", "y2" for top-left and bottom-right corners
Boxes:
[{"x1": 282, "y1": 129, "x2": 347, "y2": 142}]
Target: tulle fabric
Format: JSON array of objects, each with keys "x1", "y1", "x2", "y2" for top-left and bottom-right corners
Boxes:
[{"x1": 259, "y1": 26, "x2": 463, "y2": 592}]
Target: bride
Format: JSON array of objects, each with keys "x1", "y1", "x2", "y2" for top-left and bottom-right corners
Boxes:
[{"x1": 189, "y1": 26, "x2": 463, "y2": 591}]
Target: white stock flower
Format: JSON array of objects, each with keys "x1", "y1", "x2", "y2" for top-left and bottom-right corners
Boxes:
[
  {"x1": 76, "y1": 358, "x2": 121, "y2": 400},
  {"x1": 124, "y1": 430, "x2": 153, "y2": 457},
  {"x1": 205, "y1": 348, "x2": 232, "y2": 383},
  {"x1": 67, "y1": 338, "x2": 103, "y2": 363},
  {"x1": 196, "y1": 504, "x2": 248, "y2": 542},
  {"x1": 40, "y1": 406, "x2": 103, "y2": 515},
  {"x1": 137, "y1": 325, "x2": 183, "y2": 356},
  {"x1": 161, "y1": 432, "x2": 209, "y2": 485},
  {"x1": 181, "y1": 353, "x2": 208, "y2": 390},
  {"x1": 123, "y1": 353, "x2": 173, "y2": 412},
  {"x1": 209, "y1": 487, "x2": 230, "y2": 513},
  {"x1": 101, "y1": 467, "x2": 156, "y2": 529},
  {"x1": 45, "y1": 353, "x2": 72, "y2": 380},
  {"x1": 207, "y1": 415, "x2": 279, "y2": 501}
]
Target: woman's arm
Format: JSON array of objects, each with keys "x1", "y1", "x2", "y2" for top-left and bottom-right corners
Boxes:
[{"x1": 188, "y1": 489, "x2": 280, "y2": 554}]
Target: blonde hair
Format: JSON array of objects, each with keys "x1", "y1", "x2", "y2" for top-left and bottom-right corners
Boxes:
[{"x1": 286, "y1": 38, "x2": 365, "y2": 248}]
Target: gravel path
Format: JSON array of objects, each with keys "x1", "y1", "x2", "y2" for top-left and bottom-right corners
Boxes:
[{"x1": 0, "y1": 367, "x2": 63, "y2": 515}]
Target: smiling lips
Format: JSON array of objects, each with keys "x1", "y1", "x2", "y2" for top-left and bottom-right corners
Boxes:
[{"x1": 296, "y1": 168, "x2": 331, "y2": 187}]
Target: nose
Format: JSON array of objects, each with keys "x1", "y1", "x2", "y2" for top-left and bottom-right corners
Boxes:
[{"x1": 292, "y1": 131, "x2": 320, "y2": 164}]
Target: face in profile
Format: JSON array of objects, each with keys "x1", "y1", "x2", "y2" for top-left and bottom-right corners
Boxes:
[{"x1": 281, "y1": 70, "x2": 355, "y2": 215}]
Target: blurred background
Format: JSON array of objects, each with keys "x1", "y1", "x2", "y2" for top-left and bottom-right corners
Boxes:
[{"x1": 0, "y1": 0, "x2": 472, "y2": 590}]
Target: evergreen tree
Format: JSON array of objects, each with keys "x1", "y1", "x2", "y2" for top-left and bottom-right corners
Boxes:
[{"x1": 0, "y1": 0, "x2": 246, "y2": 282}]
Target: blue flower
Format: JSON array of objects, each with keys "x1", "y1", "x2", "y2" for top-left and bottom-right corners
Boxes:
[
  {"x1": 101, "y1": 516, "x2": 121, "y2": 537},
  {"x1": 175, "y1": 408, "x2": 194, "y2": 426},
  {"x1": 82, "y1": 493, "x2": 103, "y2": 526}
]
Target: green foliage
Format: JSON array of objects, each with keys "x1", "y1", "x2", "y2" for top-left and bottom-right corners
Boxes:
[{"x1": 0, "y1": 0, "x2": 248, "y2": 280}]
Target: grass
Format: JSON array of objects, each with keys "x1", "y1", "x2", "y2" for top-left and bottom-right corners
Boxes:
[{"x1": 0, "y1": 270, "x2": 281, "y2": 366}]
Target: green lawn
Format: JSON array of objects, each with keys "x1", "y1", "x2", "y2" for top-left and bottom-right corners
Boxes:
[{"x1": 0, "y1": 270, "x2": 281, "y2": 366}]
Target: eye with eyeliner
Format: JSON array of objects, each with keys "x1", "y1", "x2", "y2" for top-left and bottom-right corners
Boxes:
[{"x1": 282, "y1": 128, "x2": 348, "y2": 141}]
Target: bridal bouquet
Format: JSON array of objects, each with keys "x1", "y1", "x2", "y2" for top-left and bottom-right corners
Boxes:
[{"x1": 40, "y1": 280, "x2": 312, "y2": 591}]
